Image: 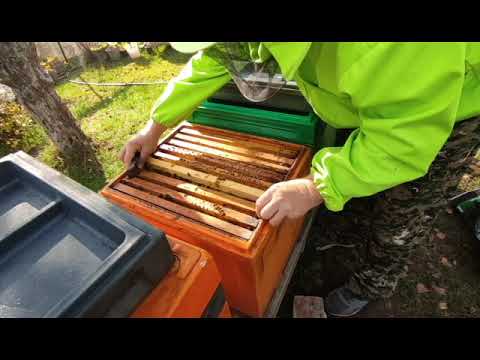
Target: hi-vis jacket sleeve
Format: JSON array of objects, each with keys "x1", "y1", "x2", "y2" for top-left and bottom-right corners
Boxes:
[
  {"x1": 311, "y1": 43, "x2": 467, "y2": 211},
  {"x1": 151, "y1": 51, "x2": 231, "y2": 128}
]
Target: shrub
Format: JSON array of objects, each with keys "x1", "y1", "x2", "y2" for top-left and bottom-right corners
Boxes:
[{"x1": 0, "y1": 101, "x2": 48, "y2": 156}]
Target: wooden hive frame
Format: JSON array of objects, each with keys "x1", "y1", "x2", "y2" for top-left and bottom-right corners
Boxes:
[{"x1": 101, "y1": 122, "x2": 312, "y2": 316}]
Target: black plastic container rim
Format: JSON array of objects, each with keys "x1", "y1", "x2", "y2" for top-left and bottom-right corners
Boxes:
[{"x1": 0, "y1": 151, "x2": 173, "y2": 317}]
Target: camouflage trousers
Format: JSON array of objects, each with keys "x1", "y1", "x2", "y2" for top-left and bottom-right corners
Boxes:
[{"x1": 311, "y1": 116, "x2": 480, "y2": 300}]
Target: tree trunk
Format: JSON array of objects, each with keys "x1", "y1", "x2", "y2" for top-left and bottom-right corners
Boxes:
[{"x1": 0, "y1": 42, "x2": 96, "y2": 161}]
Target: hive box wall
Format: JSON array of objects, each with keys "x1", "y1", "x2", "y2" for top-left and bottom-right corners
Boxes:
[
  {"x1": 102, "y1": 122, "x2": 312, "y2": 317},
  {"x1": 131, "y1": 236, "x2": 230, "y2": 318}
]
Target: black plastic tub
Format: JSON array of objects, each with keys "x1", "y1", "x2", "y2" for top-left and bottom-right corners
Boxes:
[{"x1": 0, "y1": 151, "x2": 174, "y2": 318}]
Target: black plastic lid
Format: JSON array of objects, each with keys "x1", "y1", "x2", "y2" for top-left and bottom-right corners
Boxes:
[
  {"x1": 209, "y1": 78, "x2": 312, "y2": 115},
  {"x1": 0, "y1": 151, "x2": 174, "y2": 318}
]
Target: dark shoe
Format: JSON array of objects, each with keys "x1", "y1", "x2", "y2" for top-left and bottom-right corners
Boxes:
[{"x1": 325, "y1": 286, "x2": 370, "y2": 317}]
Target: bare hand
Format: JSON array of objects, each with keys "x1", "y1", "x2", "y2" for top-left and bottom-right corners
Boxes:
[{"x1": 119, "y1": 121, "x2": 167, "y2": 169}]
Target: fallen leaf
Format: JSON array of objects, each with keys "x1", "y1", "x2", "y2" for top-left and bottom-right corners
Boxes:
[
  {"x1": 440, "y1": 257, "x2": 453, "y2": 268},
  {"x1": 436, "y1": 232, "x2": 447, "y2": 240},
  {"x1": 432, "y1": 272, "x2": 442, "y2": 279},
  {"x1": 416, "y1": 283, "x2": 430, "y2": 294},
  {"x1": 469, "y1": 164, "x2": 480, "y2": 176},
  {"x1": 439, "y1": 302, "x2": 448, "y2": 311},
  {"x1": 432, "y1": 285, "x2": 447, "y2": 296}
]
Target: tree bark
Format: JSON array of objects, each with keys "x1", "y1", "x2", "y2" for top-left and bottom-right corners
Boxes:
[{"x1": 0, "y1": 42, "x2": 97, "y2": 162}]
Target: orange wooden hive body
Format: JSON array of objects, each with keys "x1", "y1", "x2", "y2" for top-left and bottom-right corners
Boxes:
[
  {"x1": 102, "y1": 122, "x2": 312, "y2": 317},
  {"x1": 132, "y1": 236, "x2": 231, "y2": 318}
]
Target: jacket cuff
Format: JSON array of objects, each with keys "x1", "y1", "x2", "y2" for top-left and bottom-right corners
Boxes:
[{"x1": 310, "y1": 152, "x2": 347, "y2": 212}]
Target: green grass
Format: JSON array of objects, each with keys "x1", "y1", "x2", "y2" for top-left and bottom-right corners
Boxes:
[
  {"x1": 0, "y1": 102, "x2": 48, "y2": 157},
  {"x1": 1, "y1": 47, "x2": 189, "y2": 191}
]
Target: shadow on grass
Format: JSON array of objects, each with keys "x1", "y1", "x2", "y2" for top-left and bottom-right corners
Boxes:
[
  {"x1": 55, "y1": 149, "x2": 108, "y2": 192},
  {"x1": 64, "y1": 162, "x2": 108, "y2": 192},
  {"x1": 0, "y1": 142, "x2": 14, "y2": 158},
  {"x1": 74, "y1": 85, "x2": 130, "y2": 120},
  {"x1": 0, "y1": 141, "x2": 45, "y2": 159},
  {"x1": 90, "y1": 55, "x2": 155, "y2": 69},
  {"x1": 56, "y1": 55, "x2": 154, "y2": 86},
  {"x1": 39, "y1": 139, "x2": 108, "y2": 192},
  {"x1": 160, "y1": 47, "x2": 191, "y2": 64},
  {"x1": 2, "y1": 139, "x2": 108, "y2": 192}
]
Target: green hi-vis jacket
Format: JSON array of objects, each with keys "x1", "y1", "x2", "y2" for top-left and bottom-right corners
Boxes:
[{"x1": 151, "y1": 42, "x2": 480, "y2": 212}]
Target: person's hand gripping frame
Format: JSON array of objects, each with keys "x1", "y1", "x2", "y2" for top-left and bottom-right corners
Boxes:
[{"x1": 255, "y1": 175, "x2": 324, "y2": 227}]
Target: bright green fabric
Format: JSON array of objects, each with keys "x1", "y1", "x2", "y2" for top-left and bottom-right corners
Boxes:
[
  {"x1": 169, "y1": 42, "x2": 216, "y2": 53},
  {"x1": 151, "y1": 42, "x2": 480, "y2": 212},
  {"x1": 150, "y1": 51, "x2": 231, "y2": 127},
  {"x1": 150, "y1": 42, "x2": 273, "y2": 127}
]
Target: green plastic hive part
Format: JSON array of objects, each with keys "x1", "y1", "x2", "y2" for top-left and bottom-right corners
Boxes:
[{"x1": 190, "y1": 100, "x2": 336, "y2": 151}]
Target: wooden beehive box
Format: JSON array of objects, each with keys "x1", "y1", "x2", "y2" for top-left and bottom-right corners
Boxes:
[{"x1": 101, "y1": 122, "x2": 313, "y2": 317}]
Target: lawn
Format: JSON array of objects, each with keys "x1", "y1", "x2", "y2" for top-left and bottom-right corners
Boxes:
[{"x1": 0, "y1": 46, "x2": 190, "y2": 191}]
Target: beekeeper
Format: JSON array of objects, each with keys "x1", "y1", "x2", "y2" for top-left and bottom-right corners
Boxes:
[{"x1": 120, "y1": 42, "x2": 480, "y2": 317}]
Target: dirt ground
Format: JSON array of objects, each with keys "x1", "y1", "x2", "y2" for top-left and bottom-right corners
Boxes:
[{"x1": 279, "y1": 192, "x2": 480, "y2": 318}]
